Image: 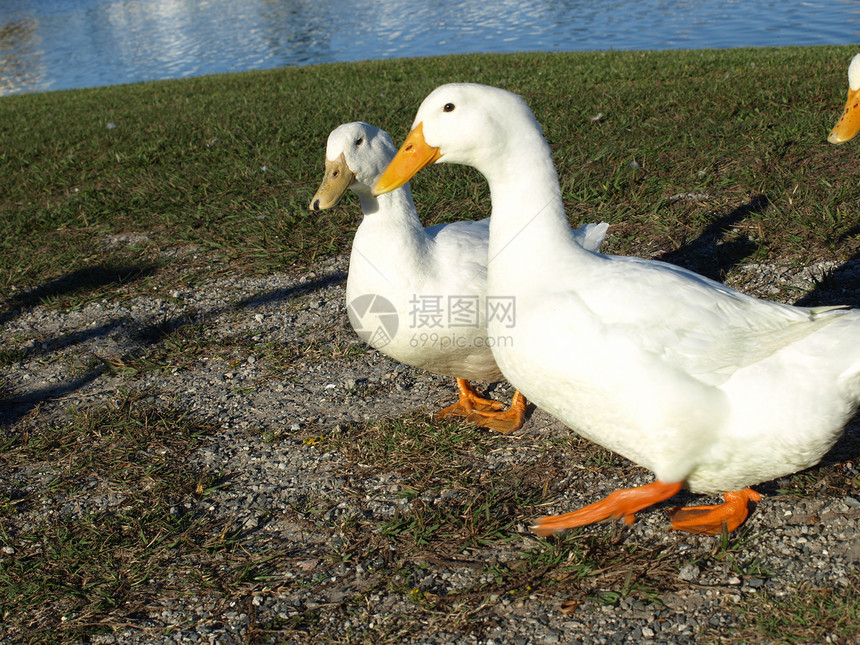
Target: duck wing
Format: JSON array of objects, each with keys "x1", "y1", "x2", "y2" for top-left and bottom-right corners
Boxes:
[{"x1": 574, "y1": 255, "x2": 849, "y2": 386}]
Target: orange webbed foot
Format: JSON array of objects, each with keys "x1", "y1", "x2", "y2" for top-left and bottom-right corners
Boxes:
[
  {"x1": 668, "y1": 488, "x2": 761, "y2": 535},
  {"x1": 531, "y1": 480, "x2": 683, "y2": 537},
  {"x1": 436, "y1": 380, "x2": 526, "y2": 434},
  {"x1": 436, "y1": 378, "x2": 504, "y2": 417},
  {"x1": 463, "y1": 390, "x2": 527, "y2": 434}
]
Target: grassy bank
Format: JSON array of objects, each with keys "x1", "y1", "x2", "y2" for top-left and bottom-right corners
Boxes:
[
  {"x1": 2, "y1": 46, "x2": 860, "y2": 644},
  {"x1": 1, "y1": 45, "x2": 859, "y2": 298}
]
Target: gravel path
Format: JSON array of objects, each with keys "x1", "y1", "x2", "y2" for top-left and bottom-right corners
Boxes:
[{"x1": 2, "y1": 241, "x2": 859, "y2": 644}]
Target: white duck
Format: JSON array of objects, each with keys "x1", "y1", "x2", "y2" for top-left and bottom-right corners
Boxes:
[
  {"x1": 828, "y1": 53, "x2": 860, "y2": 144},
  {"x1": 310, "y1": 121, "x2": 608, "y2": 433},
  {"x1": 374, "y1": 84, "x2": 860, "y2": 535}
]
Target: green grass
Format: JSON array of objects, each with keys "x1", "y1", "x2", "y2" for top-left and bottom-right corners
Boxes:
[
  {"x1": 0, "y1": 393, "x2": 311, "y2": 644},
  {"x1": 88, "y1": 308, "x2": 365, "y2": 381},
  {"x1": 2, "y1": 46, "x2": 859, "y2": 299},
  {"x1": 329, "y1": 414, "x2": 544, "y2": 549},
  {"x1": 1, "y1": 400, "x2": 852, "y2": 643},
  {"x1": 736, "y1": 580, "x2": 860, "y2": 644},
  {"x1": 3, "y1": 46, "x2": 860, "y2": 643},
  {"x1": 278, "y1": 414, "x2": 679, "y2": 641},
  {"x1": 0, "y1": 394, "x2": 211, "y2": 641}
]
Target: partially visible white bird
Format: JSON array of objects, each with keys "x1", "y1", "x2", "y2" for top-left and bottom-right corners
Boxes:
[{"x1": 828, "y1": 53, "x2": 860, "y2": 144}]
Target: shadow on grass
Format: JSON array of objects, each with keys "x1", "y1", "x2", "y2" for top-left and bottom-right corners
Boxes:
[
  {"x1": 658, "y1": 192, "x2": 860, "y2": 308},
  {"x1": 658, "y1": 193, "x2": 767, "y2": 280},
  {"x1": 793, "y1": 228, "x2": 860, "y2": 309},
  {"x1": 0, "y1": 264, "x2": 158, "y2": 326},
  {"x1": 0, "y1": 369, "x2": 107, "y2": 426},
  {"x1": 0, "y1": 266, "x2": 347, "y2": 427},
  {"x1": 236, "y1": 270, "x2": 346, "y2": 309}
]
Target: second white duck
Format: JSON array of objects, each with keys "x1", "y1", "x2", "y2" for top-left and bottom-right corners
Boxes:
[{"x1": 311, "y1": 121, "x2": 608, "y2": 432}]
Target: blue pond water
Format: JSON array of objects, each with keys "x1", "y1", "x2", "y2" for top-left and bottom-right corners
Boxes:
[{"x1": 0, "y1": 0, "x2": 858, "y2": 95}]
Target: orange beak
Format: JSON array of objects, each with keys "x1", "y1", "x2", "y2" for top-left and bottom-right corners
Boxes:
[
  {"x1": 372, "y1": 122, "x2": 442, "y2": 195},
  {"x1": 828, "y1": 86, "x2": 860, "y2": 144}
]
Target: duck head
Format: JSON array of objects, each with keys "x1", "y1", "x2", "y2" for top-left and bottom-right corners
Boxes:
[
  {"x1": 372, "y1": 83, "x2": 541, "y2": 195},
  {"x1": 310, "y1": 122, "x2": 399, "y2": 210}
]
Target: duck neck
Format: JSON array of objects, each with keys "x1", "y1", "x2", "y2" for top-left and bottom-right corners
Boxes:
[
  {"x1": 349, "y1": 184, "x2": 430, "y2": 290},
  {"x1": 358, "y1": 184, "x2": 426, "y2": 238},
  {"x1": 483, "y1": 133, "x2": 574, "y2": 278}
]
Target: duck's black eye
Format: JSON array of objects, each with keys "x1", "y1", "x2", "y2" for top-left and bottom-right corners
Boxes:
[
  {"x1": 355, "y1": 137, "x2": 363, "y2": 146},
  {"x1": 443, "y1": 103, "x2": 455, "y2": 113}
]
